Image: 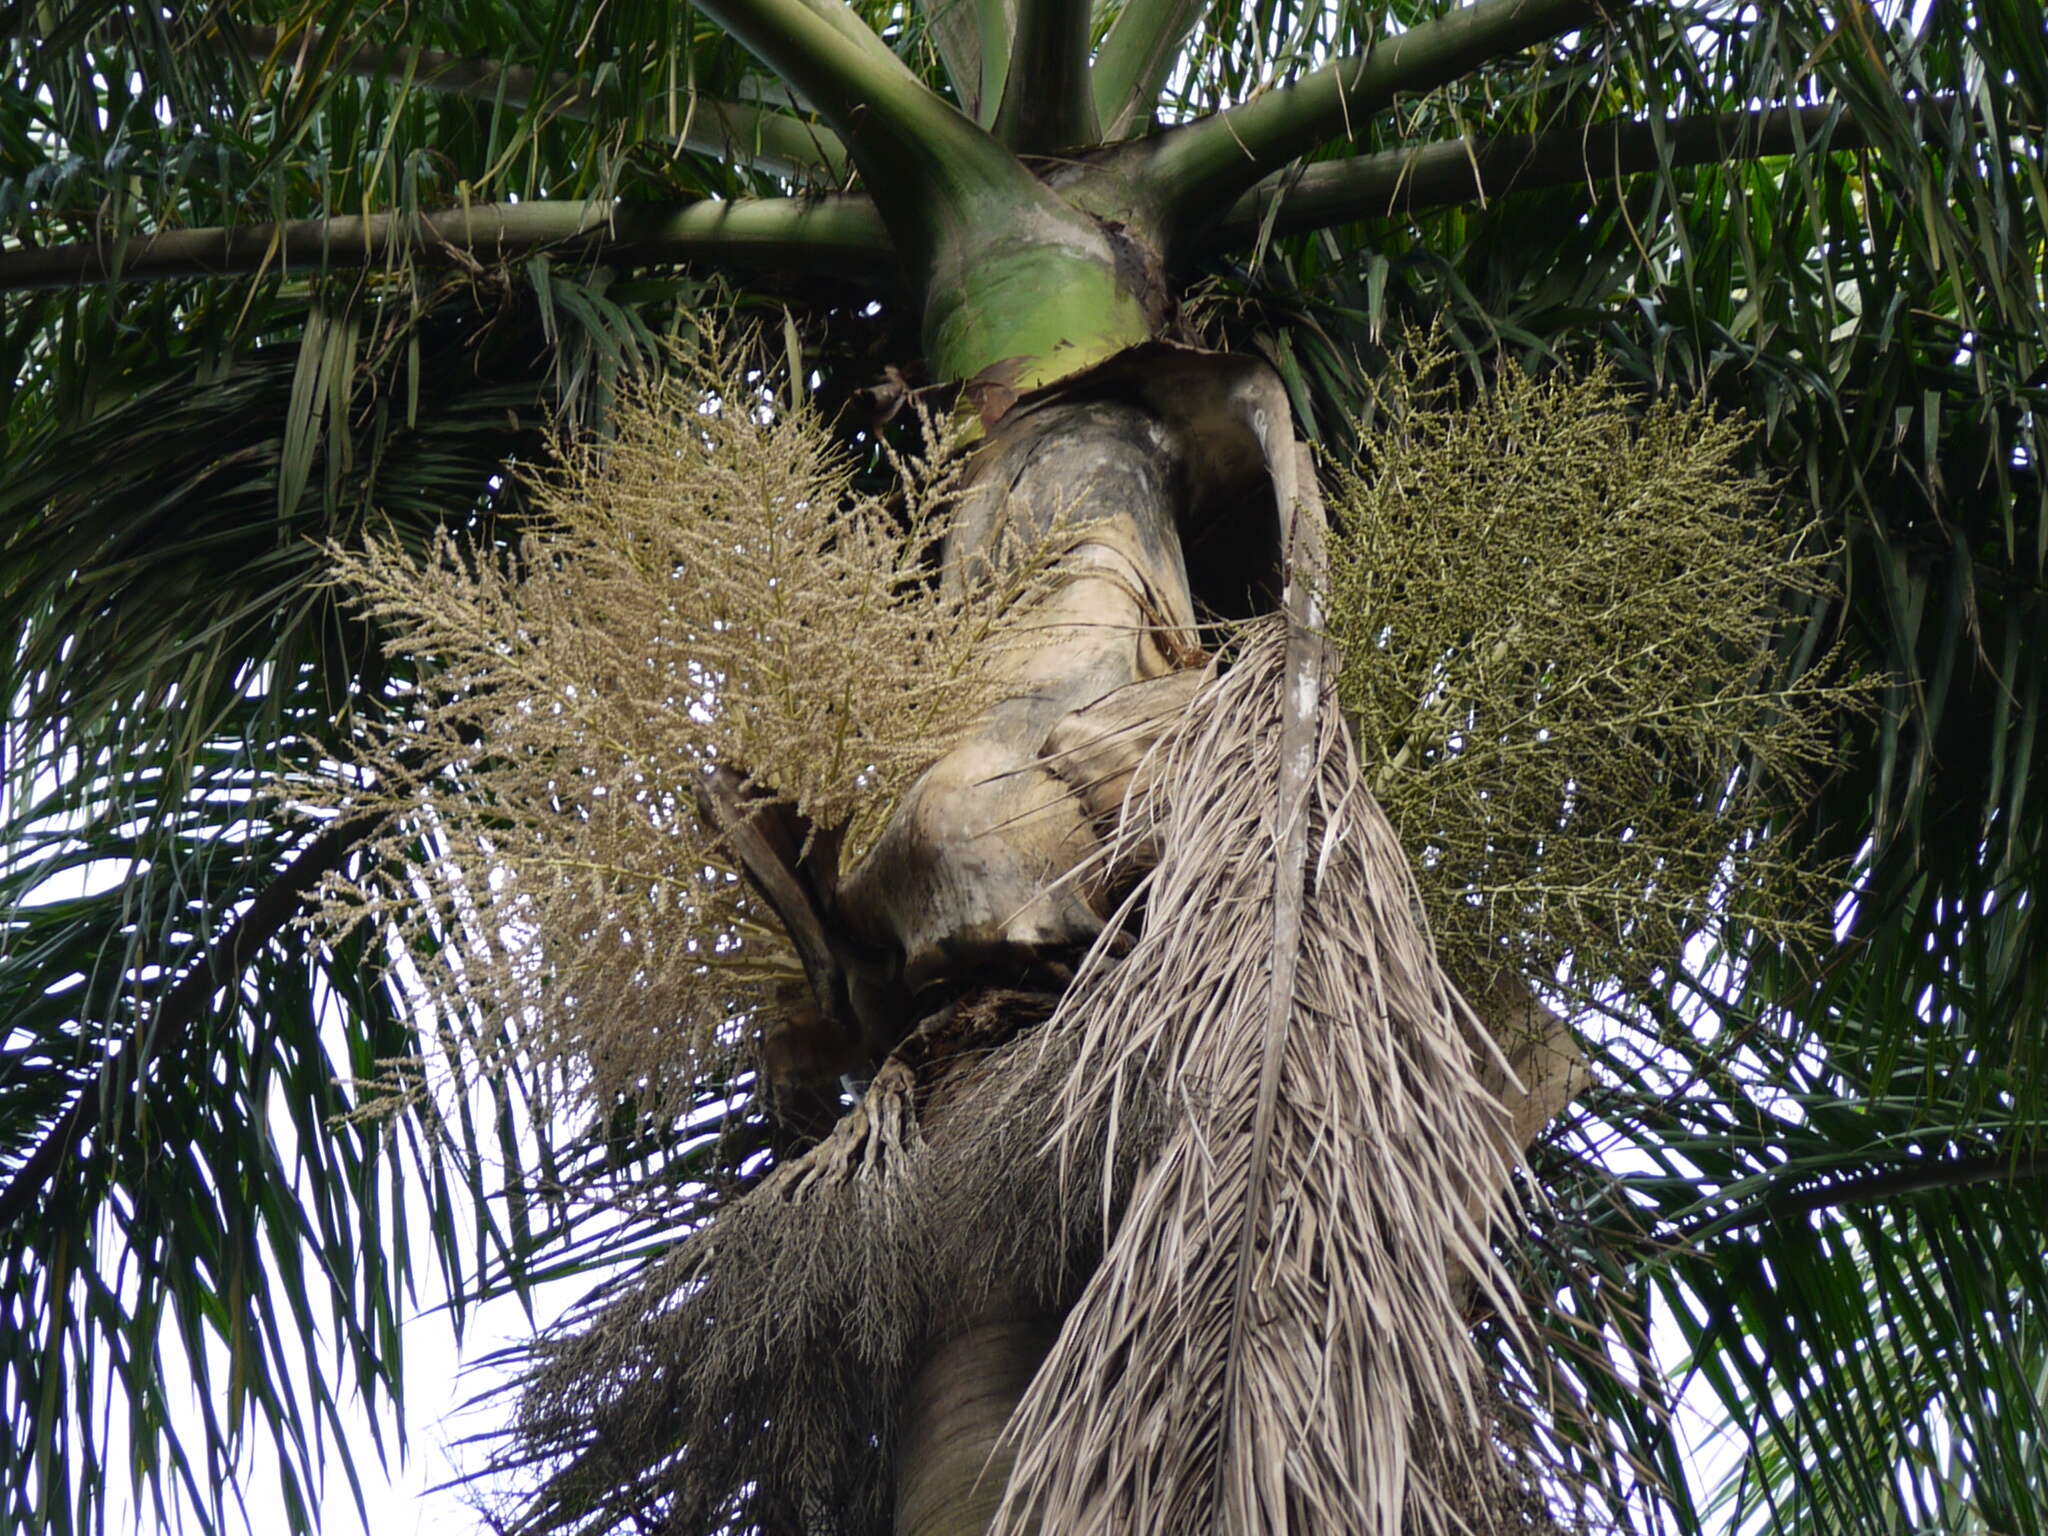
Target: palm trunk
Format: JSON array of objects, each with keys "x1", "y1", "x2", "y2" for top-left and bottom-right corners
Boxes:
[
  {"x1": 837, "y1": 359, "x2": 1297, "y2": 1526},
  {"x1": 838, "y1": 395, "x2": 1203, "y2": 991},
  {"x1": 854, "y1": 394, "x2": 1205, "y2": 1534},
  {"x1": 894, "y1": 1314, "x2": 1058, "y2": 1536}
]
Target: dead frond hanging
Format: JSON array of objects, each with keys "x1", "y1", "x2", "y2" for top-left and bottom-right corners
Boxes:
[
  {"x1": 987, "y1": 615, "x2": 1525, "y2": 1536},
  {"x1": 496, "y1": 986, "x2": 1135, "y2": 1536},
  {"x1": 506, "y1": 1056, "x2": 927, "y2": 1536},
  {"x1": 304, "y1": 341, "x2": 1061, "y2": 1124},
  {"x1": 1326, "y1": 341, "x2": 1870, "y2": 994}
]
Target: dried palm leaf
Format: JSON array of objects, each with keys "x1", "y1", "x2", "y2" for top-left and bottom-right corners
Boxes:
[{"x1": 990, "y1": 613, "x2": 1524, "y2": 1536}]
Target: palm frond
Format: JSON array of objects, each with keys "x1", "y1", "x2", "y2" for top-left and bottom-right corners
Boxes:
[
  {"x1": 0, "y1": 271, "x2": 565, "y2": 1533},
  {"x1": 993, "y1": 616, "x2": 1529, "y2": 1534}
]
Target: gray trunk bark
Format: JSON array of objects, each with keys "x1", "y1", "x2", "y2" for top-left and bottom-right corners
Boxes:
[
  {"x1": 736, "y1": 360, "x2": 1290, "y2": 1119},
  {"x1": 839, "y1": 397, "x2": 1204, "y2": 996},
  {"x1": 893, "y1": 1314, "x2": 1058, "y2": 1536},
  {"x1": 846, "y1": 363, "x2": 1288, "y2": 1530}
]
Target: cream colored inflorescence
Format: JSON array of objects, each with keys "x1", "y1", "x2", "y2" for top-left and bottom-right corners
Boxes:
[{"x1": 305, "y1": 342, "x2": 1057, "y2": 1124}]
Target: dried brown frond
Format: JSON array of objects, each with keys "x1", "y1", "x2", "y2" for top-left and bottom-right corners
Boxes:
[
  {"x1": 304, "y1": 337, "x2": 1063, "y2": 1123},
  {"x1": 990, "y1": 616, "x2": 1524, "y2": 1536},
  {"x1": 496, "y1": 987, "x2": 1136, "y2": 1536},
  {"x1": 505, "y1": 1058, "x2": 925, "y2": 1536},
  {"x1": 1326, "y1": 339, "x2": 1869, "y2": 993}
]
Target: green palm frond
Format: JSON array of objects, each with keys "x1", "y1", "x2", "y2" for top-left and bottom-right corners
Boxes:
[
  {"x1": 1551, "y1": 936, "x2": 2048, "y2": 1535},
  {"x1": 0, "y1": 227, "x2": 874, "y2": 1535},
  {"x1": 0, "y1": 289, "x2": 547, "y2": 1532}
]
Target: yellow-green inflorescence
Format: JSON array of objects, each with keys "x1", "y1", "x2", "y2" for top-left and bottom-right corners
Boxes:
[{"x1": 1326, "y1": 340, "x2": 1874, "y2": 997}]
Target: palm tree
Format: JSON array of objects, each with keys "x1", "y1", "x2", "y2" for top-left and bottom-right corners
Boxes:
[{"x1": 2, "y1": 0, "x2": 2044, "y2": 1531}]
